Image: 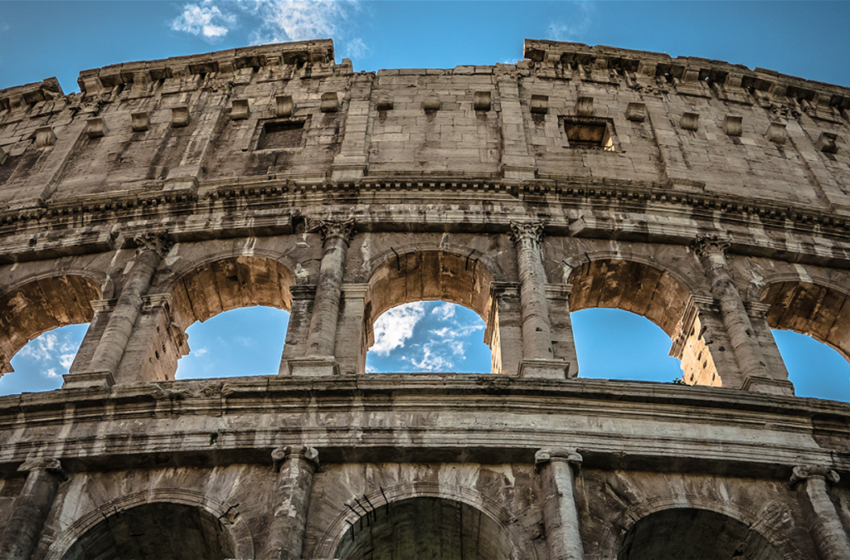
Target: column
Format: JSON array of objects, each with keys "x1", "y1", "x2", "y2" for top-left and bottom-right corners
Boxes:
[
  {"x1": 0, "y1": 458, "x2": 66, "y2": 560},
  {"x1": 510, "y1": 222, "x2": 568, "y2": 379},
  {"x1": 535, "y1": 449, "x2": 586, "y2": 560},
  {"x1": 65, "y1": 234, "x2": 170, "y2": 389},
  {"x1": 66, "y1": 299, "x2": 115, "y2": 375},
  {"x1": 267, "y1": 446, "x2": 319, "y2": 560},
  {"x1": 288, "y1": 220, "x2": 354, "y2": 376},
  {"x1": 693, "y1": 235, "x2": 770, "y2": 389},
  {"x1": 744, "y1": 302, "x2": 795, "y2": 395},
  {"x1": 333, "y1": 284, "x2": 369, "y2": 375},
  {"x1": 546, "y1": 284, "x2": 579, "y2": 377},
  {"x1": 278, "y1": 285, "x2": 316, "y2": 375},
  {"x1": 485, "y1": 283, "x2": 523, "y2": 375},
  {"x1": 791, "y1": 465, "x2": 850, "y2": 560}
]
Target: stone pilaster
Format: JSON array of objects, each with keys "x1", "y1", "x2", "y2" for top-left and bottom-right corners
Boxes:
[
  {"x1": 64, "y1": 234, "x2": 171, "y2": 389},
  {"x1": 791, "y1": 465, "x2": 850, "y2": 560},
  {"x1": 267, "y1": 446, "x2": 319, "y2": 560},
  {"x1": 278, "y1": 285, "x2": 316, "y2": 375},
  {"x1": 334, "y1": 283, "x2": 369, "y2": 375},
  {"x1": 485, "y1": 282, "x2": 523, "y2": 375},
  {"x1": 546, "y1": 284, "x2": 578, "y2": 378},
  {"x1": 0, "y1": 458, "x2": 66, "y2": 560},
  {"x1": 511, "y1": 222, "x2": 568, "y2": 379},
  {"x1": 331, "y1": 74, "x2": 372, "y2": 180},
  {"x1": 693, "y1": 235, "x2": 769, "y2": 390},
  {"x1": 66, "y1": 298, "x2": 116, "y2": 376},
  {"x1": 288, "y1": 219, "x2": 353, "y2": 376},
  {"x1": 496, "y1": 67, "x2": 537, "y2": 179},
  {"x1": 535, "y1": 449, "x2": 586, "y2": 560}
]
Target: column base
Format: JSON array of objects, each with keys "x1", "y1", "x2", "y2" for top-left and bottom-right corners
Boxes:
[
  {"x1": 62, "y1": 371, "x2": 115, "y2": 390},
  {"x1": 742, "y1": 375, "x2": 795, "y2": 396},
  {"x1": 287, "y1": 356, "x2": 340, "y2": 377},
  {"x1": 518, "y1": 359, "x2": 570, "y2": 380}
]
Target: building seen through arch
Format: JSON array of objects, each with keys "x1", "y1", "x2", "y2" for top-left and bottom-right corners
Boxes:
[{"x1": 0, "y1": 38, "x2": 849, "y2": 560}]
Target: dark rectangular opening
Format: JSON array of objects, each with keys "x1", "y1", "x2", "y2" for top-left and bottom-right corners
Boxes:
[
  {"x1": 564, "y1": 118, "x2": 613, "y2": 151},
  {"x1": 258, "y1": 120, "x2": 304, "y2": 150}
]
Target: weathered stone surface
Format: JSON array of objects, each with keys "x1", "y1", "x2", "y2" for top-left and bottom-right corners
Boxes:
[{"x1": 0, "y1": 38, "x2": 848, "y2": 560}]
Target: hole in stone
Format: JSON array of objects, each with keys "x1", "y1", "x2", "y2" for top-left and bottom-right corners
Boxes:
[
  {"x1": 257, "y1": 120, "x2": 304, "y2": 150},
  {"x1": 773, "y1": 330, "x2": 850, "y2": 402},
  {"x1": 175, "y1": 306, "x2": 289, "y2": 379},
  {"x1": 564, "y1": 119, "x2": 613, "y2": 150},
  {"x1": 365, "y1": 301, "x2": 490, "y2": 374},
  {"x1": 0, "y1": 324, "x2": 87, "y2": 396}
]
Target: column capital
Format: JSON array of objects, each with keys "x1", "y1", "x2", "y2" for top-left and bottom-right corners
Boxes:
[
  {"x1": 308, "y1": 218, "x2": 355, "y2": 246},
  {"x1": 133, "y1": 232, "x2": 173, "y2": 258},
  {"x1": 19, "y1": 457, "x2": 66, "y2": 480},
  {"x1": 791, "y1": 465, "x2": 840, "y2": 486},
  {"x1": 510, "y1": 221, "x2": 545, "y2": 245},
  {"x1": 692, "y1": 234, "x2": 730, "y2": 260},
  {"x1": 272, "y1": 446, "x2": 320, "y2": 470},
  {"x1": 535, "y1": 448, "x2": 583, "y2": 469}
]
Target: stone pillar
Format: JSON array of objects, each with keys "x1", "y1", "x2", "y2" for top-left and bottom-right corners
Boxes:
[
  {"x1": 64, "y1": 234, "x2": 170, "y2": 389},
  {"x1": 485, "y1": 282, "x2": 523, "y2": 375},
  {"x1": 289, "y1": 220, "x2": 354, "y2": 376},
  {"x1": 66, "y1": 299, "x2": 116, "y2": 375},
  {"x1": 791, "y1": 465, "x2": 850, "y2": 560},
  {"x1": 510, "y1": 222, "x2": 568, "y2": 379},
  {"x1": 535, "y1": 449, "x2": 586, "y2": 560},
  {"x1": 546, "y1": 284, "x2": 579, "y2": 378},
  {"x1": 744, "y1": 302, "x2": 795, "y2": 395},
  {"x1": 334, "y1": 283, "x2": 369, "y2": 375},
  {"x1": 278, "y1": 285, "x2": 316, "y2": 375},
  {"x1": 693, "y1": 236, "x2": 769, "y2": 390},
  {"x1": 115, "y1": 294, "x2": 189, "y2": 383},
  {"x1": 0, "y1": 458, "x2": 66, "y2": 560},
  {"x1": 267, "y1": 446, "x2": 319, "y2": 560}
]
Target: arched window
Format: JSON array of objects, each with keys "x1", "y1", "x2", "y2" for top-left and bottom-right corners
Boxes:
[
  {"x1": 572, "y1": 308, "x2": 683, "y2": 382},
  {"x1": 773, "y1": 330, "x2": 850, "y2": 402},
  {"x1": 336, "y1": 497, "x2": 514, "y2": 560},
  {"x1": 176, "y1": 306, "x2": 290, "y2": 379},
  {"x1": 365, "y1": 301, "x2": 489, "y2": 373},
  {"x1": 0, "y1": 324, "x2": 87, "y2": 395}
]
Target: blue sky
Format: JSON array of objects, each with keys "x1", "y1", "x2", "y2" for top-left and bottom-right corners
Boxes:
[{"x1": 1, "y1": 1, "x2": 849, "y2": 401}]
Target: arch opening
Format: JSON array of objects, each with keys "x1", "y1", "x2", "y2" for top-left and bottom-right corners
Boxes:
[
  {"x1": 335, "y1": 497, "x2": 514, "y2": 560},
  {"x1": 0, "y1": 324, "x2": 88, "y2": 395},
  {"x1": 0, "y1": 274, "x2": 101, "y2": 392},
  {"x1": 365, "y1": 251, "x2": 495, "y2": 373},
  {"x1": 618, "y1": 508, "x2": 782, "y2": 560},
  {"x1": 60, "y1": 502, "x2": 236, "y2": 560},
  {"x1": 568, "y1": 259, "x2": 721, "y2": 386},
  {"x1": 773, "y1": 329, "x2": 850, "y2": 401}
]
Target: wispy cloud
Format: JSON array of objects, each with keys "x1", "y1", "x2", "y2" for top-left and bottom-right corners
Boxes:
[
  {"x1": 432, "y1": 302, "x2": 455, "y2": 321},
  {"x1": 194, "y1": 347, "x2": 209, "y2": 357},
  {"x1": 343, "y1": 37, "x2": 370, "y2": 60},
  {"x1": 18, "y1": 333, "x2": 58, "y2": 361},
  {"x1": 172, "y1": 1, "x2": 236, "y2": 40},
  {"x1": 372, "y1": 302, "x2": 426, "y2": 356},
  {"x1": 548, "y1": 1, "x2": 595, "y2": 42}
]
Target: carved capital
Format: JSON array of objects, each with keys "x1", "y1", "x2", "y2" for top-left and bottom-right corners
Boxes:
[
  {"x1": 510, "y1": 221, "x2": 545, "y2": 245},
  {"x1": 307, "y1": 218, "x2": 355, "y2": 246},
  {"x1": 791, "y1": 465, "x2": 840, "y2": 486},
  {"x1": 692, "y1": 234, "x2": 730, "y2": 260},
  {"x1": 133, "y1": 233, "x2": 173, "y2": 258},
  {"x1": 19, "y1": 457, "x2": 66, "y2": 480},
  {"x1": 535, "y1": 448, "x2": 583, "y2": 470},
  {"x1": 272, "y1": 446, "x2": 319, "y2": 471}
]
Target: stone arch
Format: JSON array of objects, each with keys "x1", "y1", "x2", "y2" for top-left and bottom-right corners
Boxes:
[
  {"x1": 756, "y1": 275, "x2": 850, "y2": 362},
  {"x1": 44, "y1": 489, "x2": 254, "y2": 560},
  {"x1": 597, "y1": 497, "x2": 795, "y2": 560},
  {"x1": 315, "y1": 482, "x2": 531, "y2": 560},
  {"x1": 0, "y1": 272, "x2": 102, "y2": 375},
  {"x1": 363, "y1": 248, "x2": 498, "y2": 372}
]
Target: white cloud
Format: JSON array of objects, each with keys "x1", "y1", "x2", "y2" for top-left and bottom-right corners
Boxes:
[
  {"x1": 344, "y1": 37, "x2": 370, "y2": 60},
  {"x1": 45, "y1": 368, "x2": 59, "y2": 379},
  {"x1": 411, "y1": 344, "x2": 452, "y2": 372},
  {"x1": 18, "y1": 333, "x2": 58, "y2": 361},
  {"x1": 194, "y1": 347, "x2": 209, "y2": 357},
  {"x1": 431, "y1": 302, "x2": 456, "y2": 321},
  {"x1": 372, "y1": 302, "x2": 426, "y2": 356},
  {"x1": 59, "y1": 354, "x2": 75, "y2": 370},
  {"x1": 548, "y1": 1, "x2": 595, "y2": 42},
  {"x1": 241, "y1": 0, "x2": 356, "y2": 45},
  {"x1": 172, "y1": 1, "x2": 236, "y2": 40}
]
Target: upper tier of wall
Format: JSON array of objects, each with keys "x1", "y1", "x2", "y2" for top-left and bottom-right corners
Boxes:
[{"x1": 0, "y1": 38, "x2": 848, "y2": 223}]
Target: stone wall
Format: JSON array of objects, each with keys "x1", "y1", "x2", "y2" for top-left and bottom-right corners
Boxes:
[{"x1": 0, "y1": 39, "x2": 848, "y2": 560}]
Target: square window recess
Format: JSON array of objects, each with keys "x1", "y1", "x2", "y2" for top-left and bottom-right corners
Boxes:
[
  {"x1": 563, "y1": 117, "x2": 614, "y2": 151},
  {"x1": 257, "y1": 120, "x2": 305, "y2": 150}
]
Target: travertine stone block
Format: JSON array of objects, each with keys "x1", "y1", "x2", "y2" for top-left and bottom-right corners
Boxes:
[
  {"x1": 625, "y1": 102, "x2": 647, "y2": 122},
  {"x1": 473, "y1": 91, "x2": 491, "y2": 111},
  {"x1": 320, "y1": 92, "x2": 339, "y2": 113},
  {"x1": 275, "y1": 95, "x2": 295, "y2": 117},
  {"x1": 85, "y1": 117, "x2": 108, "y2": 138},
  {"x1": 423, "y1": 93, "x2": 441, "y2": 111},
  {"x1": 680, "y1": 112, "x2": 699, "y2": 131},
  {"x1": 576, "y1": 96, "x2": 594, "y2": 116},
  {"x1": 35, "y1": 126, "x2": 56, "y2": 147},
  {"x1": 171, "y1": 105, "x2": 190, "y2": 127},
  {"x1": 816, "y1": 132, "x2": 839, "y2": 154},
  {"x1": 530, "y1": 94, "x2": 548, "y2": 114},
  {"x1": 131, "y1": 111, "x2": 149, "y2": 132},
  {"x1": 766, "y1": 122, "x2": 787, "y2": 144},
  {"x1": 376, "y1": 95, "x2": 393, "y2": 111},
  {"x1": 723, "y1": 115, "x2": 743, "y2": 137},
  {"x1": 231, "y1": 99, "x2": 250, "y2": 120},
  {"x1": 0, "y1": 146, "x2": 7, "y2": 165}
]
